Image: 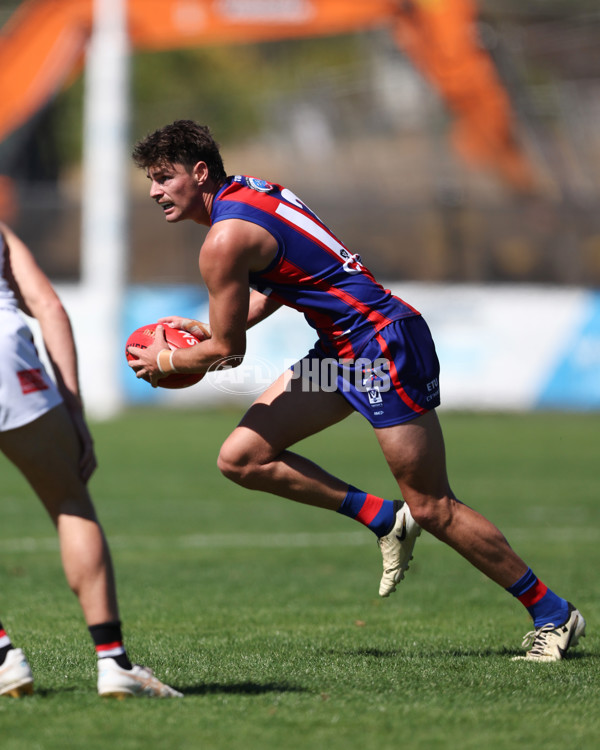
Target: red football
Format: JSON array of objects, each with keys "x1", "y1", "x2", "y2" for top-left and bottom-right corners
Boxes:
[{"x1": 125, "y1": 323, "x2": 205, "y2": 389}]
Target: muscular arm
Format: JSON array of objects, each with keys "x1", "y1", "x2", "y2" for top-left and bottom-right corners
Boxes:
[
  {"x1": 247, "y1": 289, "x2": 282, "y2": 329},
  {"x1": 128, "y1": 219, "x2": 280, "y2": 385}
]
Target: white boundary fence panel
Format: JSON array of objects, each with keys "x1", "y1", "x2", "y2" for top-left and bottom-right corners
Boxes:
[{"x1": 28, "y1": 283, "x2": 600, "y2": 418}]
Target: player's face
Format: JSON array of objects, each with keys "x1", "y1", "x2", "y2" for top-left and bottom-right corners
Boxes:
[{"x1": 147, "y1": 162, "x2": 201, "y2": 222}]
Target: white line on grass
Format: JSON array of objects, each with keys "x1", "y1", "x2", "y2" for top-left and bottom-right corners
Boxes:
[{"x1": 1, "y1": 527, "x2": 599, "y2": 554}]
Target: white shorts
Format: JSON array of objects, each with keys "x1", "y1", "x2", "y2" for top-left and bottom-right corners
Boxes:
[{"x1": 0, "y1": 309, "x2": 62, "y2": 432}]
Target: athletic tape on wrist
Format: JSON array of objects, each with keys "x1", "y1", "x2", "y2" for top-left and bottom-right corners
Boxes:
[{"x1": 156, "y1": 348, "x2": 177, "y2": 374}]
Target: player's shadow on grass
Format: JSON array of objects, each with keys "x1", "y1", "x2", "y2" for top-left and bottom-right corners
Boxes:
[
  {"x1": 333, "y1": 647, "x2": 403, "y2": 658},
  {"x1": 181, "y1": 681, "x2": 309, "y2": 696},
  {"x1": 29, "y1": 683, "x2": 307, "y2": 697},
  {"x1": 332, "y1": 647, "x2": 591, "y2": 660},
  {"x1": 32, "y1": 687, "x2": 80, "y2": 697}
]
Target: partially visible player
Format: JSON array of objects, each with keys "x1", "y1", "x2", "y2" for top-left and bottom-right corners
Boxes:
[
  {"x1": 0, "y1": 222, "x2": 182, "y2": 698},
  {"x1": 128, "y1": 120, "x2": 585, "y2": 661}
]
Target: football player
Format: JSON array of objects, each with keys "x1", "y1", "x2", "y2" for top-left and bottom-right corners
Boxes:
[
  {"x1": 0, "y1": 222, "x2": 182, "y2": 697},
  {"x1": 128, "y1": 120, "x2": 585, "y2": 662}
]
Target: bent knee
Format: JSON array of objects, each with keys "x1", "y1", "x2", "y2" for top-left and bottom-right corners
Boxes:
[
  {"x1": 217, "y1": 435, "x2": 267, "y2": 486},
  {"x1": 216, "y1": 443, "x2": 244, "y2": 483},
  {"x1": 406, "y1": 494, "x2": 456, "y2": 536}
]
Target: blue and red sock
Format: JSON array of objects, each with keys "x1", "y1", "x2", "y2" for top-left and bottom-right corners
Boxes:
[
  {"x1": 507, "y1": 568, "x2": 569, "y2": 628},
  {"x1": 337, "y1": 485, "x2": 396, "y2": 538}
]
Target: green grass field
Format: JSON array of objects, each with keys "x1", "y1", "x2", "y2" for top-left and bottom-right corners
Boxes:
[{"x1": 1, "y1": 409, "x2": 599, "y2": 749}]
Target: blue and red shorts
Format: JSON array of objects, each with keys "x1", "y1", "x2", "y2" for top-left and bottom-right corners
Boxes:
[{"x1": 291, "y1": 315, "x2": 440, "y2": 427}]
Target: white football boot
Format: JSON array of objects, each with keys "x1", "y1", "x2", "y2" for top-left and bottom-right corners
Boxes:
[
  {"x1": 98, "y1": 658, "x2": 183, "y2": 698},
  {"x1": 378, "y1": 500, "x2": 421, "y2": 597},
  {"x1": 0, "y1": 648, "x2": 34, "y2": 697},
  {"x1": 512, "y1": 603, "x2": 586, "y2": 662}
]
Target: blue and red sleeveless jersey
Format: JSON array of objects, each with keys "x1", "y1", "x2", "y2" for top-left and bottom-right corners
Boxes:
[{"x1": 210, "y1": 175, "x2": 420, "y2": 358}]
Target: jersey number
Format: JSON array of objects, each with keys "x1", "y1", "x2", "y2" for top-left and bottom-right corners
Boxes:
[{"x1": 276, "y1": 190, "x2": 365, "y2": 275}]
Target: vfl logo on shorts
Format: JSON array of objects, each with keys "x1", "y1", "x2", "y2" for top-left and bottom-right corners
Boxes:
[
  {"x1": 367, "y1": 387, "x2": 383, "y2": 406},
  {"x1": 17, "y1": 369, "x2": 49, "y2": 395}
]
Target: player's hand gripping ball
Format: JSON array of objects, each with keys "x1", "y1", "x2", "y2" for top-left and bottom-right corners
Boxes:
[{"x1": 125, "y1": 323, "x2": 205, "y2": 389}]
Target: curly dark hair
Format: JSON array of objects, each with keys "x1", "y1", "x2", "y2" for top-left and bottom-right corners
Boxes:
[{"x1": 132, "y1": 120, "x2": 227, "y2": 182}]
